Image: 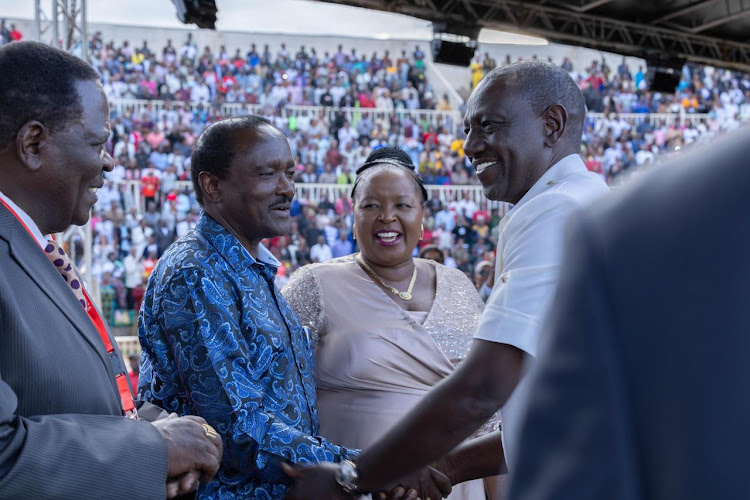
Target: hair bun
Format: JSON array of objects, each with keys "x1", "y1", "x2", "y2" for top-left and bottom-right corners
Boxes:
[
  {"x1": 351, "y1": 146, "x2": 427, "y2": 202},
  {"x1": 365, "y1": 146, "x2": 415, "y2": 169}
]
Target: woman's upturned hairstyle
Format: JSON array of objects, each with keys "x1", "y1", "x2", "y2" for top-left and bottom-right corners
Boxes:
[{"x1": 350, "y1": 146, "x2": 428, "y2": 202}]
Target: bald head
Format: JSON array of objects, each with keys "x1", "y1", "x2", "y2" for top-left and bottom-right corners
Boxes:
[{"x1": 479, "y1": 60, "x2": 586, "y2": 147}]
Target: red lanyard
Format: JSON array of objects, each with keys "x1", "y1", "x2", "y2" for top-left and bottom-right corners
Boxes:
[{"x1": 0, "y1": 198, "x2": 137, "y2": 418}]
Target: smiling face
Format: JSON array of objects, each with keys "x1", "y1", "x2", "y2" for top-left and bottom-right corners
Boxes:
[
  {"x1": 216, "y1": 124, "x2": 296, "y2": 246},
  {"x1": 39, "y1": 80, "x2": 114, "y2": 232},
  {"x1": 463, "y1": 77, "x2": 549, "y2": 204},
  {"x1": 353, "y1": 166, "x2": 424, "y2": 268}
]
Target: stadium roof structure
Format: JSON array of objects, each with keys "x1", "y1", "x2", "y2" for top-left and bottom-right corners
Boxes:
[{"x1": 317, "y1": 0, "x2": 750, "y2": 71}]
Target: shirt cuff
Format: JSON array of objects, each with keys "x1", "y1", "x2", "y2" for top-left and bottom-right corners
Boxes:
[{"x1": 473, "y1": 304, "x2": 541, "y2": 357}]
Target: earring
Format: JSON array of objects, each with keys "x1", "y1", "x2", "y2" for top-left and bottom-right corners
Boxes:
[
  {"x1": 420, "y1": 225, "x2": 424, "y2": 240},
  {"x1": 352, "y1": 223, "x2": 356, "y2": 240}
]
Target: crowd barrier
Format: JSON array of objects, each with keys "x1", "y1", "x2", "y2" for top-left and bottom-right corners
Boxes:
[
  {"x1": 116, "y1": 180, "x2": 510, "y2": 215},
  {"x1": 110, "y1": 99, "x2": 461, "y2": 131},
  {"x1": 109, "y1": 99, "x2": 750, "y2": 133},
  {"x1": 115, "y1": 336, "x2": 141, "y2": 357}
]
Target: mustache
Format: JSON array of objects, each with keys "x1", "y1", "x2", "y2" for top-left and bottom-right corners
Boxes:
[{"x1": 269, "y1": 197, "x2": 294, "y2": 208}]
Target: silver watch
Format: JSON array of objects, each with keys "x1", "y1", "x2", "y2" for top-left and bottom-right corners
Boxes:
[{"x1": 335, "y1": 459, "x2": 363, "y2": 495}]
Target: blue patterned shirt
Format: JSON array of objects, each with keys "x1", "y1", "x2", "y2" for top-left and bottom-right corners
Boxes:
[{"x1": 138, "y1": 213, "x2": 358, "y2": 499}]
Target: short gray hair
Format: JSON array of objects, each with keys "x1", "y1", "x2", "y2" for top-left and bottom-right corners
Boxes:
[{"x1": 480, "y1": 60, "x2": 585, "y2": 139}]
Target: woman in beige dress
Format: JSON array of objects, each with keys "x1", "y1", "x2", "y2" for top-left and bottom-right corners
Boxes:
[{"x1": 283, "y1": 148, "x2": 498, "y2": 499}]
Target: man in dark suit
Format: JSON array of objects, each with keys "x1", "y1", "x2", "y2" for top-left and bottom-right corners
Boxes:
[
  {"x1": 155, "y1": 219, "x2": 176, "y2": 257},
  {"x1": 508, "y1": 126, "x2": 750, "y2": 500},
  {"x1": 0, "y1": 41, "x2": 221, "y2": 498}
]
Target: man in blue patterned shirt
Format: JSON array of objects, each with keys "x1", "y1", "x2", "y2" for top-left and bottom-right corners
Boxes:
[{"x1": 138, "y1": 115, "x2": 358, "y2": 498}]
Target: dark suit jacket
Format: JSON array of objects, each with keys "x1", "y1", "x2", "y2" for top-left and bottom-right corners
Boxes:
[
  {"x1": 509, "y1": 127, "x2": 750, "y2": 500},
  {"x1": 155, "y1": 227, "x2": 175, "y2": 258},
  {"x1": 0, "y1": 204, "x2": 167, "y2": 498}
]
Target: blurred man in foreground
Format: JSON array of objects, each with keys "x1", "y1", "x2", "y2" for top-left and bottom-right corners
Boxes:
[{"x1": 510, "y1": 127, "x2": 750, "y2": 500}]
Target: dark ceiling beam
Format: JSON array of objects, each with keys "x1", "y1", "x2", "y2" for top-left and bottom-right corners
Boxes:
[
  {"x1": 651, "y1": 0, "x2": 720, "y2": 25},
  {"x1": 578, "y1": 0, "x2": 613, "y2": 12},
  {"x1": 317, "y1": 0, "x2": 750, "y2": 71},
  {"x1": 546, "y1": 0, "x2": 612, "y2": 13},
  {"x1": 690, "y1": 9, "x2": 750, "y2": 32}
]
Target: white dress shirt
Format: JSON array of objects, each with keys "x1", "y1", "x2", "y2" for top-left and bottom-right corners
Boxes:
[
  {"x1": 0, "y1": 190, "x2": 47, "y2": 248},
  {"x1": 473, "y1": 153, "x2": 610, "y2": 469},
  {"x1": 310, "y1": 243, "x2": 333, "y2": 263}
]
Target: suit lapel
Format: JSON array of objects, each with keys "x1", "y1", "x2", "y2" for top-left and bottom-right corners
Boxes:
[{"x1": 0, "y1": 207, "x2": 111, "y2": 372}]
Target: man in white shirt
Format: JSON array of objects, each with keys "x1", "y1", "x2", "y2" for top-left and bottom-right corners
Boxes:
[
  {"x1": 190, "y1": 77, "x2": 211, "y2": 103},
  {"x1": 123, "y1": 246, "x2": 143, "y2": 310},
  {"x1": 284, "y1": 60, "x2": 609, "y2": 498},
  {"x1": 455, "y1": 192, "x2": 478, "y2": 221},
  {"x1": 309, "y1": 234, "x2": 333, "y2": 263}
]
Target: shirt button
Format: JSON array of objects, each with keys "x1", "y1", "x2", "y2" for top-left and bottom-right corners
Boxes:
[
  {"x1": 501, "y1": 274, "x2": 508, "y2": 283},
  {"x1": 547, "y1": 180, "x2": 556, "y2": 186}
]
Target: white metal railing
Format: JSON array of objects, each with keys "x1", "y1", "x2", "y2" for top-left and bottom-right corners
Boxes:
[
  {"x1": 587, "y1": 112, "x2": 711, "y2": 127},
  {"x1": 115, "y1": 336, "x2": 141, "y2": 357},
  {"x1": 110, "y1": 98, "x2": 749, "y2": 135},
  {"x1": 110, "y1": 99, "x2": 462, "y2": 131},
  {"x1": 112, "y1": 180, "x2": 509, "y2": 215},
  {"x1": 294, "y1": 183, "x2": 509, "y2": 212}
]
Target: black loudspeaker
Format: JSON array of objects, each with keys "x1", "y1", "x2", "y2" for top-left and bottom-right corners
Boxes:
[
  {"x1": 172, "y1": 0, "x2": 217, "y2": 29},
  {"x1": 646, "y1": 68, "x2": 682, "y2": 93},
  {"x1": 645, "y1": 55, "x2": 685, "y2": 93},
  {"x1": 431, "y1": 39, "x2": 476, "y2": 67}
]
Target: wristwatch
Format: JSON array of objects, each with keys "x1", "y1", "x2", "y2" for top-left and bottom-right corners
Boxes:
[{"x1": 335, "y1": 460, "x2": 364, "y2": 496}]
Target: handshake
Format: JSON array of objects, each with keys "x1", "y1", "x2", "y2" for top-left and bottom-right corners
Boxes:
[
  {"x1": 151, "y1": 413, "x2": 224, "y2": 498},
  {"x1": 282, "y1": 460, "x2": 456, "y2": 500}
]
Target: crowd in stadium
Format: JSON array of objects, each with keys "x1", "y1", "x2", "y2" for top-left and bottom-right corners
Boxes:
[
  {"x1": 3, "y1": 6, "x2": 750, "y2": 493},
  {"x1": 93, "y1": 34, "x2": 749, "y2": 191},
  {"x1": 14, "y1": 31, "x2": 739, "y2": 322}
]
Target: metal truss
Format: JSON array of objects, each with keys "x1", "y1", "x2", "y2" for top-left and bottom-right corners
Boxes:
[
  {"x1": 321, "y1": 0, "x2": 750, "y2": 71},
  {"x1": 33, "y1": 0, "x2": 89, "y2": 62},
  {"x1": 651, "y1": 0, "x2": 750, "y2": 34}
]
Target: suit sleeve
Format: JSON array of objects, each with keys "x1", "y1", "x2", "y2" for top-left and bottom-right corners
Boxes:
[
  {"x1": 508, "y1": 216, "x2": 640, "y2": 500},
  {"x1": 0, "y1": 372, "x2": 167, "y2": 499}
]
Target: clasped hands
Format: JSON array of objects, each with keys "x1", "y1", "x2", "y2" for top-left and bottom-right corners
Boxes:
[
  {"x1": 151, "y1": 413, "x2": 224, "y2": 498},
  {"x1": 282, "y1": 461, "x2": 453, "y2": 500}
]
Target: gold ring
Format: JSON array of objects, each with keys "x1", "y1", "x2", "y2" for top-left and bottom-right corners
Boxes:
[{"x1": 202, "y1": 423, "x2": 218, "y2": 440}]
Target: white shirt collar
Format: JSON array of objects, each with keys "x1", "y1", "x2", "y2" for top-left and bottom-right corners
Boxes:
[
  {"x1": 506, "y1": 153, "x2": 588, "y2": 217},
  {"x1": 0, "y1": 189, "x2": 48, "y2": 248},
  {"x1": 253, "y1": 242, "x2": 281, "y2": 269}
]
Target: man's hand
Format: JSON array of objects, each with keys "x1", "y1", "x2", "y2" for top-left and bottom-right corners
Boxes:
[
  {"x1": 376, "y1": 466, "x2": 452, "y2": 500},
  {"x1": 152, "y1": 413, "x2": 223, "y2": 498},
  {"x1": 281, "y1": 462, "x2": 351, "y2": 500}
]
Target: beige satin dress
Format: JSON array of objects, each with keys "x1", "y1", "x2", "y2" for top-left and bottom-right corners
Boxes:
[{"x1": 283, "y1": 255, "x2": 494, "y2": 500}]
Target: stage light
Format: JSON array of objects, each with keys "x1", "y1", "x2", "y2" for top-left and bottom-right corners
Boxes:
[{"x1": 172, "y1": 0, "x2": 218, "y2": 30}]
